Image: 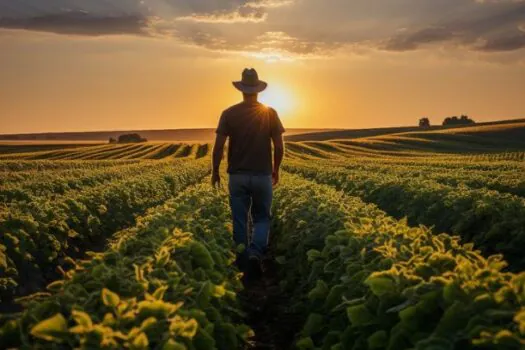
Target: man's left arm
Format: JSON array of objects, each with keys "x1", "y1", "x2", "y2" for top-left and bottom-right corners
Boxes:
[{"x1": 270, "y1": 109, "x2": 286, "y2": 186}]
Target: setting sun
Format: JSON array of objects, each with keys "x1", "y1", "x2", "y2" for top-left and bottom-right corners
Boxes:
[{"x1": 259, "y1": 84, "x2": 296, "y2": 117}]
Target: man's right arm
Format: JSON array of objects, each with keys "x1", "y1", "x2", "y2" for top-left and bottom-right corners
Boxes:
[{"x1": 212, "y1": 112, "x2": 229, "y2": 187}]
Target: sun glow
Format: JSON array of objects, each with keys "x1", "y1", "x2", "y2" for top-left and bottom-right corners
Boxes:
[{"x1": 259, "y1": 84, "x2": 296, "y2": 117}]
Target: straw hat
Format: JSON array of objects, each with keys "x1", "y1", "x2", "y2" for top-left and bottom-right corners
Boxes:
[{"x1": 232, "y1": 68, "x2": 268, "y2": 94}]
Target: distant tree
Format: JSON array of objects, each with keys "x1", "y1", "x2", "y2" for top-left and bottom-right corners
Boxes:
[
  {"x1": 443, "y1": 115, "x2": 475, "y2": 126},
  {"x1": 117, "y1": 133, "x2": 147, "y2": 143},
  {"x1": 419, "y1": 117, "x2": 431, "y2": 128},
  {"x1": 460, "y1": 114, "x2": 475, "y2": 124},
  {"x1": 109, "y1": 137, "x2": 116, "y2": 144}
]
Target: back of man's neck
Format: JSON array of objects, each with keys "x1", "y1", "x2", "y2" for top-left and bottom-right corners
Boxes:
[{"x1": 243, "y1": 96, "x2": 258, "y2": 104}]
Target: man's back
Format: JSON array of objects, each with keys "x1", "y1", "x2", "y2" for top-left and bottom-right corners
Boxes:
[
  {"x1": 212, "y1": 68, "x2": 285, "y2": 277},
  {"x1": 216, "y1": 101, "x2": 285, "y2": 175}
]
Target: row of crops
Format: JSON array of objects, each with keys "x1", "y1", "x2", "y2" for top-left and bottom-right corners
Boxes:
[
  {"x1": 305, "y1": 157, "x2": 524, "y2": 197},
  {"x1": 284, "y1": 159, "x2": 525, "y2": 271},
  {"x1": 1, "y1": 142, "x2": 524, "y2": 349},
  {"x1": 1, "y1": 159, "x2": 210, "y2": 301},
  {"x1": 0, "y1": 181, "x2": 251, "y2": 349},
  {"x1": 272, "y1": 173, "x2": 524, "y2": 349},
  {"x1": 1, "y1": 165, "x2": 524, "y2": 349},
  {"x1": 3, "y1": 140, "x2": 523, "y2": 163},
  {"x1": 284, "y1": 141, "x2": 525, "y2": 161},
  {"x1": 0, "y1": 144, "x2": 210, "y2": 161}
]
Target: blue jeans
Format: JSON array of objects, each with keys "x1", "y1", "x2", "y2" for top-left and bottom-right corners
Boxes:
[{"x1": 228, "y1": 173, "x2": 272, "y2": 258}]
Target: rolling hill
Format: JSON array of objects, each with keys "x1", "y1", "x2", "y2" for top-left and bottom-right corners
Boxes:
[
  {"x1": 285, "y1": 118, "x2": 525, "y2": 142},
  {"x1": 0, "y1": 128, "x2": 334, "y2": 142}
]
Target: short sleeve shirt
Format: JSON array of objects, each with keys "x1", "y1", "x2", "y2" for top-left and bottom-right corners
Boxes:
[{"x1": 216, "y1": 101, "x2": 285, "y2": 175}]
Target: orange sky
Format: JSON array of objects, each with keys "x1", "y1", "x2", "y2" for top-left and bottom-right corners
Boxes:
[{"x1": 1, "y1": 0, "x2": 524, "y2": 134}]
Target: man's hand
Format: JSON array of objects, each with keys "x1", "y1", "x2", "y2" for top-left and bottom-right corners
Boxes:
[
  {"x1": 272, "y1": 170, "x2": 280, "y2": 186},
  {"x1": 211, "y1": 171, "x2": 221, "y2": 188}
]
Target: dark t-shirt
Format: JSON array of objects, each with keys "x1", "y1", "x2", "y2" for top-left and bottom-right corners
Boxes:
[{"x1": 216, "y1": 101, "x2": 285, "y2": 175}]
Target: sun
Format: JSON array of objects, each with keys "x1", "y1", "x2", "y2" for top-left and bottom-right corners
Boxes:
[{"x1": 259, "y1": 84, "x2": 296, "y2": 117}]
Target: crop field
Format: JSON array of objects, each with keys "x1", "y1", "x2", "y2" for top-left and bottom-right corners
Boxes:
[{"x1": 1, "y1": 127, "x2": 524, "y2": 349}]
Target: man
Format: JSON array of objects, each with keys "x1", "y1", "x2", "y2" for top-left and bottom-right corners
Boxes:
[{"x1": 212, "y1": 68, "x2": 285, "y2": 276}]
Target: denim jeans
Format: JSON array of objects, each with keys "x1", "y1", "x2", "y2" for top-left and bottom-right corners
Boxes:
[{"x1": 228, "y1": 173, "x2": 272, "y2": 258}]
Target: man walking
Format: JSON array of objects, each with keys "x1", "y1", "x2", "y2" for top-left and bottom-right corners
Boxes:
[{"x1": 211, "y1": 68, "x2": 285, "y2": 277}]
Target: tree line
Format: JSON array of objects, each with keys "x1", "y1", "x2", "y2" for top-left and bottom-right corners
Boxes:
[
  {"x1": 109, "y1": 133, "x2": 148, "y2": 144},
  {"x1": 419, "y1": 115, "x2": 475, "y2": 128}
]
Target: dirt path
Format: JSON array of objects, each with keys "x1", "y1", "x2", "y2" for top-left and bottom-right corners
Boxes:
[{"x1": 240, "y1": 256, "x2": 301, "y2": 350}]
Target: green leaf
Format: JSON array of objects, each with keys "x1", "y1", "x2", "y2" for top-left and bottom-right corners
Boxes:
[
  {"x1": 67, "y1": 230, "x2": 79, "y2": 238},
  {"x1": 346, "y1": 304, "x2": 374, "y2": 326},
  {"x1": 191, "y1": 242, "x2": 215, "y2": 269},
  {"x1": 101, "y1": 288, "x2": 120, "y2": 307},
  {"x1": 212, "y1": 284, "x2": 226, "y2": 298},
  {"x1": 170, "y1": 316, "x2": 199, "y2": 339},
  {"x1": 275, "y1": 256, "x2": 286, "y2": 265},
  {"x1": 134, "y1": 264, "x2": 145, "y2": 282},
  {"x1": 306, "y1": 249, "x2": 321, "y2": 262},
  {"x1": 156, "y1": 248, "x2": 171, "y2": 267},
  {"x1": 30, "y1": 313, "x2": 68, "y2": 342},
  {"x1": 236, "y1": 324, "x2": 255, "y2": 341},
  {"x1": 139, "y1": 317, "x2": 158, "y2": 332},
  {"x1": 296, "y1": 337, "x2": 315, "y2": 349},
  {"x1": 415, "y1": 336, "x2": 454, "y2": 350},
  {"x1": 302, "y1": 313, "x2": 324, "y2": 336},
  {"x1": 215, "y1": 322, "x2": 238, "y2": 350},
  {"x1": 71, "y1": 310, "x2": 92, "y2": 329},
  {"x1": 193, "y1": 328, "x2": 215, "y2": 350},
  {"x1": 364, "y1": 275, "x2": 395, "y2": 297},
  {"x1": 131, "y1": 332, "x2": 149, "y2": 350},
  {"x1": 46, "y1": 280, "x2": 64, "y2": 292},
  {"x1": 163, "y1": 338, "x2": 187, "y2": 350},
  {"x1": 368, "y1": 330, "x2": 388, "y2": 349},
  {"x1": 236, "y1": 244, "x2": 246, "y2": 254},
  {"x1": 308, "y1": 280, "x2": 329, "y2": 301},
  {"x1": 152, "y1": 286, "x2": 169, "y2": 300},
  {"x1": 324, "y1": 285, "x2": 345, "y2": 310}
]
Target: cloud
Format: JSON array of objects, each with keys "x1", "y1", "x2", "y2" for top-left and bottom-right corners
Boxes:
[
  {"x1": 248, "y1": 31, "x2": 340, "y2": 57},
  {"x1": 0, "y1": 0, "x2": 296, "y2": 36},
  {"x1": 172, "y1": 28, "x2": 340, "y2": 61},
  {"x1": 174, "y1": 0, "x2": 293, "y2": 23},
  {"x1": 245, "y1": 0, "x2": 295, "y2": 8},
  {"x1": 175, "y1": 5, "x2": 267, "y2": 24},
  {"x1": 383, "y1": 27, "x2": 455, "y2": 51},
  {"x1": 0, "y1": 12, "x2": 150, "y2": 36},
  {"x1": 1, "y1": 0, "x2": 524, "y2": 60},
  {"x1": 381, "y1": 2, "x2": 525, "y2": 52},
  {"x1": 475, "y1": 33, "x2": 525, "y2": 51}
]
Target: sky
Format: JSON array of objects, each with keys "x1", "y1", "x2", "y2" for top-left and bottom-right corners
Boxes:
[{"x1": 0, "y1": 0, "x2": 524, "y2": 134}]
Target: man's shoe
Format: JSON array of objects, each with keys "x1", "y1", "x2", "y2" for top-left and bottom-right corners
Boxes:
[
  {"x1": 248, "y1": 255, "x2": 263, "y2": 279},
  {"x1": 235, "y1": 253, "x2": 248, "y2": 272}
]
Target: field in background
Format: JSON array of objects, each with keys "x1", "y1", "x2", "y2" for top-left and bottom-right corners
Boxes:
[
  {"x1": 287, "y1": 118, "x2": 525, "y2": 141},
  {"x1": 2, "y1": 119, "x2": 524, "y2": 161},
  {"x1": 0, "y1": 120, "x2": 524, "y2": 349},
  {"x1": 0, "y1": 128, "x2": 335, "y2": 143}
]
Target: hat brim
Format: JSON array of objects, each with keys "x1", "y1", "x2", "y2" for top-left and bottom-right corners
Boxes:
[{"x1": 232, "y1": 81, "x2": 267, "y2": 94}]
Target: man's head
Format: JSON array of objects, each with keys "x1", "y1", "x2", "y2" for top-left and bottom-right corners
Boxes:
[{"x1": 233, "y1": 68, "x2": 267, "y2": 95}]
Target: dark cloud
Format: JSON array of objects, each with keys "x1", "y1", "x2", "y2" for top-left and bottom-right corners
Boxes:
[
  {"x1": 0, "y1": 0, "x2": 524, "y2": 58},
  {"x1": 384, "y1": 27, "x2": 455, "y2": 51},
  {"x1": 476, "y1": 32, "x2": 525, "y2": 51},
  {"x1": 0, "y1": 12, "x2": 149, "y2": 36},
  {"x1": 0, "y1": 0, "x2": 293, "y2": 35},
  {"x1": 382, "y1": 2, "x2": 525, "y2": 52}
]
